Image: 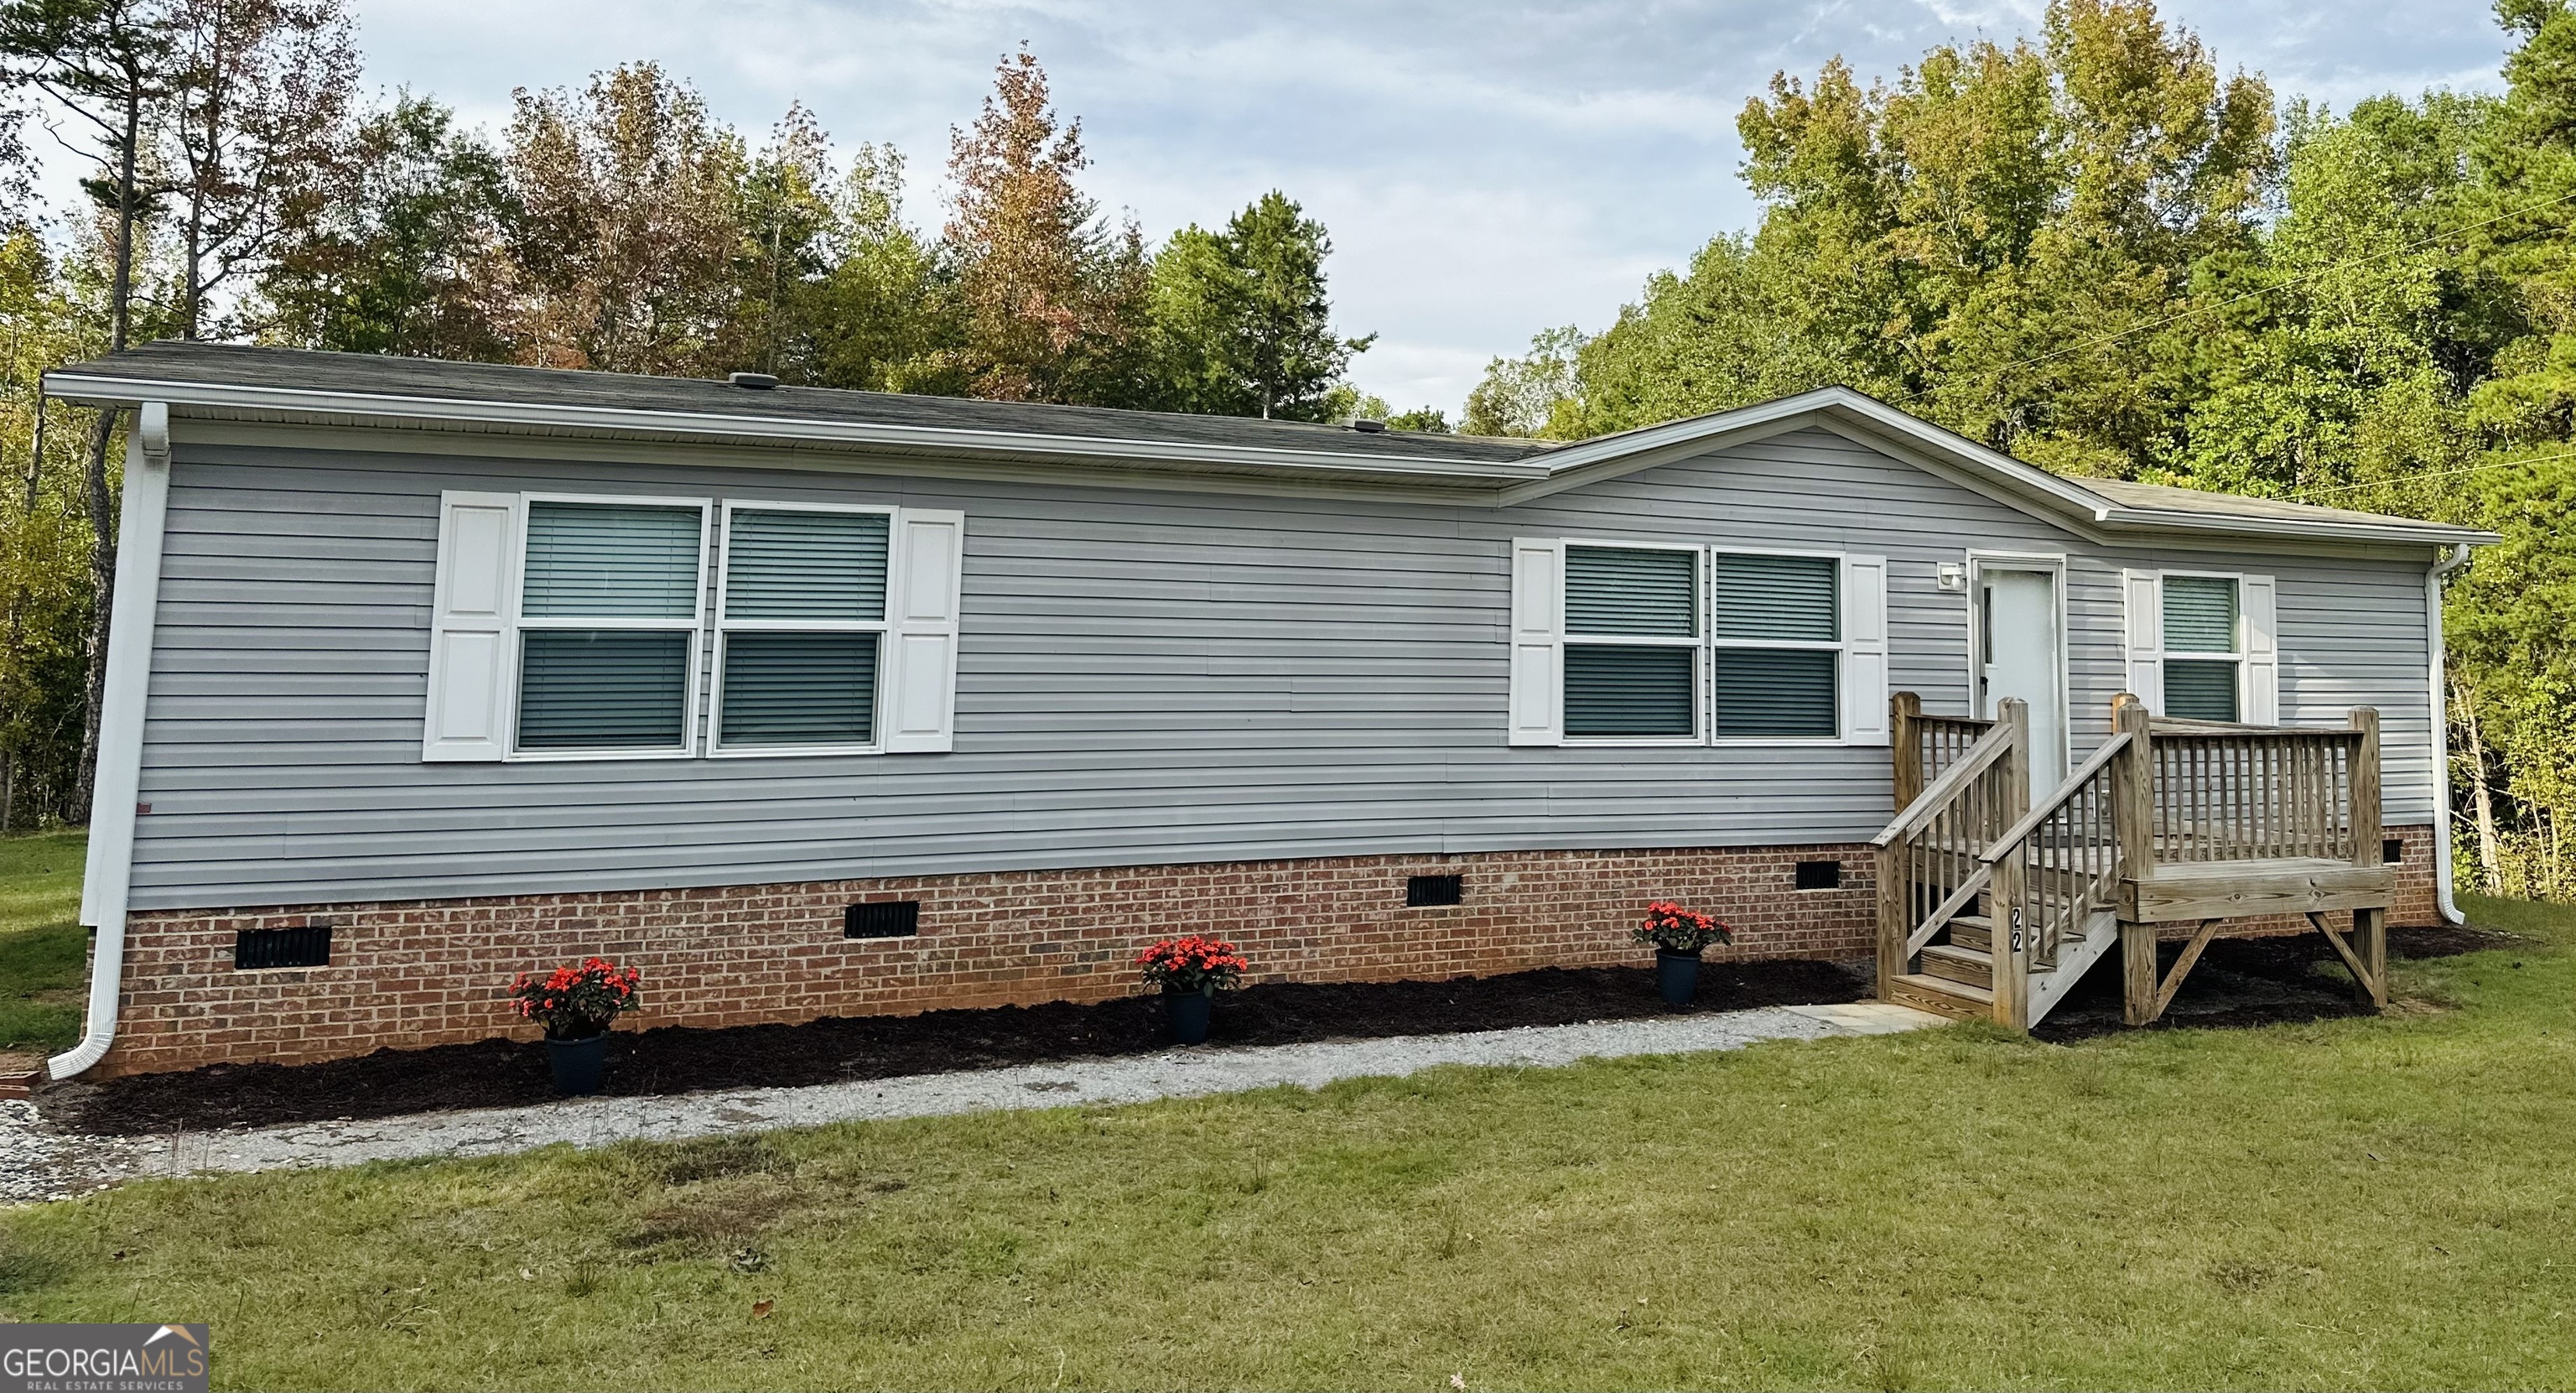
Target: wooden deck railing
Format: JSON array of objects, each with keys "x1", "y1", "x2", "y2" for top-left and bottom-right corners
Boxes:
[
  {"x1": 1979, "y1": 731, "x2": 2130, "y2": 1027},
  {"x1": 1891, "y1": 691, "x2": 1995, "y2": 811},
  {"x1": 1872, "y1": 699, "x2": 2025, "y2": 1001},
  {"x1": 2129, "y1": 703, "x2": 2379, "y2": 867},
  {"x1": 1881, "y1": 692, "x2": 2389, "y2": 1030}
]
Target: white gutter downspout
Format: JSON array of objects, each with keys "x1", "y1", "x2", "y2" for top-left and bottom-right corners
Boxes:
[
  {"x1": 52, "y1": 403, "x2": 171, "y2": 1079},
  {"x1": 2428, "y1": 541, "x2": 2475, "y2": 927}
]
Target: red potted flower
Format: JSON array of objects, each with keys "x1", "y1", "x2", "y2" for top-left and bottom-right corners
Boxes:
[
  {"x1": 1633, "y1": 901, "x2": 1732, "y2": 1008},
  {"x1": 1137, "y1": 936, "x2": 1249, "y2": 1045},
  {"x1": 509, "y1": 957, "x2": 641, "y2": 1094}
]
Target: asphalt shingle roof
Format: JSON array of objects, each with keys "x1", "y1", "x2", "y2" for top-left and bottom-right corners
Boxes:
[{"x1": 49, "y1": 340, "x2": 1555, "y2": 465}]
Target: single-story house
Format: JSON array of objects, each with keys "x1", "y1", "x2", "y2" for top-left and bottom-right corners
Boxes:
[{"x1": 41, "y1": 342, "x2": 2493, "y2": 1077}]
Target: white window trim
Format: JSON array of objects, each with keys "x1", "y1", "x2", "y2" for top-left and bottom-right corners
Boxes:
[
  {"x1": 2158, "y1": 567, "x2": 2249, "y2": 719},
  {"x1": 1561, "y1": 538, "x2": 1706, "y2": 747},
  {"x1": 1544, "y1": 539, "x2": 1866, "y2": 748},
  {"x1": 1709, "y1": 543, "x2": 1851, "y2": 748},
  {"x1": 506, "y1": 491, "x2": 714, "y2": 763},
  {"x1": 707, "y1": 499, "x2": 894, "y2": 759}
]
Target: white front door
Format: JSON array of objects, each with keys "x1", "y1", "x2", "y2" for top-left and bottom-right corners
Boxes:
[{"x1": 1981, "y1": 567, "x2": 2064, "y2": 803}]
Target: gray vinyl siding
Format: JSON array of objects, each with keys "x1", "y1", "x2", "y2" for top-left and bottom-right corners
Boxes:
[{"x1": 125, "y1": 426, "x2": 2441, "y2": 909}]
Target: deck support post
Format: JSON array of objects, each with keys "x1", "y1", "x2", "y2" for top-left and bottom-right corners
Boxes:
[
  {"x1": 1892, "y1": 691, "x2": 1924, "y2": 813},
  {"x1": 1990, "y1": 699, "x2": 2033, "y2": 1030},
  {"x1": 1875, "y1": 840, "x2": 1907, "y2": 1002},
  {"x1": 2355, "y1": 907, "x2": 2387, "y2": 1009},
  {"x1": 2345, "y1": 707, "x2": 2387, "y2": 1012},
  {"x1": 2111, "y1": 695, "x2": 2158, "y2": 1025},
  {"x1": 2120, "y1": 919, "x2": 2158, "y2": 1026}
]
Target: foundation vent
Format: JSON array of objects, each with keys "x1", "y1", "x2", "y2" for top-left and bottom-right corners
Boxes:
[
  {"x1": 845, "y1": 901, "x2": 921, "y2": 938},
  {"x1": 234, "y1": 923, "x2": 333, "y2": 970},
  {"x1": 1406, "y1": 874, "x2": 1464, "y2": 907},
  {"x1": 1794, "y1": 860, "x2": 1843, "y2": 890}
]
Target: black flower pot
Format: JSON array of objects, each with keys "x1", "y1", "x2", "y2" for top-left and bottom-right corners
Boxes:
[
  {"x1": 547, "y1": 1032, "x2": 609, "y2": 1095},
  {"x1": 1655, "y1": 949, "x2": 1703, "y2": 1009},
  {"x1": 1165, "y1": 987, "x2": 1213, "y2": 1046}
]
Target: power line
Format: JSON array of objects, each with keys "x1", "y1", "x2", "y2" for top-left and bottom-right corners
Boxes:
[
  {"x1": 1889, "y1": 185, "x2": 2576, "y2": 408},
  {"x1": 2290, "y1": 446, "x2": 2576, "y2": 501}
]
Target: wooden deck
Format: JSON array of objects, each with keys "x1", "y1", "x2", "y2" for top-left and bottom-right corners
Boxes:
[{"x1": 1877, "y1": 693, "x2": 2393, "y2": 1030}]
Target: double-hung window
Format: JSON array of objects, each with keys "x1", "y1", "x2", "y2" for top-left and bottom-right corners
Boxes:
[
  {"x1": 2122, "y1": 568, "x2": 2278, "y2": 723},
  {"x1": 513, "y1": 497, "x2": 710, "y2": 757},
  {"x1": 713, "y1": 504, "x2": 890, "y2": 755},
  {"x1": 1711, "y1": 553, "x2": 1841, "y2": 738},
  {"x1": 1562, "y1": 544, "x2": 1701, "y2": 739},
  {"x1": 1509, "y1": 538, "x2": 1889, "y2": 747},
  {"x1": 2160, "y1": 574, "x2": 2241, "y2": 721}
]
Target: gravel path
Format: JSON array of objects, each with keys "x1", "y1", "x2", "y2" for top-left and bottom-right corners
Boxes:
[{"x1": 0, "y1": 1001, "x2": 1942, "y2": 1201}]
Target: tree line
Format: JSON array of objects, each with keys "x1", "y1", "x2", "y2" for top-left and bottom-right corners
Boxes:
[
  {"x1": 1465, "y1": 0, "x2": 2576, "y2": 902},
  {"x1": 0, "y1": 4, "x2": 1410, "y2": 829},
  {"x1": 2, "y1": 0, "x2": 2571, "y2": 907}
]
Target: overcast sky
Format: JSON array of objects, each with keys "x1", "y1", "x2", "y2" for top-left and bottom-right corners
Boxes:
[{"x1": 317, "y1": 2, "x2": 2521, "y2": 410}]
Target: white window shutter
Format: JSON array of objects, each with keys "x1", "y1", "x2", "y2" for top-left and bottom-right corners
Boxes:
[
  {"x1": 423, "y1": 491, "x2": 519, "y2": 761},
  {"x1": 2241, "y1": 572, "x2": 2279, "y2": 723},
  {"x1": 1840, "y1": 554, "x2": 1890, "y2": 745},
  {"x1": 885, "y1": 509, "x2": 965, "y2": 753},
  {"x1": 2122, "y1": 569, "x2": 2164, "y2": 714},
  {"x1": 1508, "y1": 538, "x2": 1563, "y2": 746}
]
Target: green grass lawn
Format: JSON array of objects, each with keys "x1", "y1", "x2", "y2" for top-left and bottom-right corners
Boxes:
[
  {"x1": 0, "y1": 891, "x2": 2570, "y2": 1390},
  {"x1": 0, "y1": 829, "x2": 86, "y2": 1054}
]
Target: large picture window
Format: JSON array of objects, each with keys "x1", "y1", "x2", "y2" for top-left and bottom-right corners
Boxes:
[
  {"x1": 513, "y1": 498, "x2": 709, "y2": 755},
  {"x1": 1562, "y1": 545, "x2": 1701, "y2": 738},
  {"x1": 2161, "y1": 574, "x2": 2241, "y2": 721},
  {"x1": 713, "y1": 505, "x2": 891, "y2": 754}
]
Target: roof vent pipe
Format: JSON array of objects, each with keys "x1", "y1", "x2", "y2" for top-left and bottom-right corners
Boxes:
[
  {"x1": 1351, "y1": 418, "x2": 1387, "y2": 434},
  {"x1": 728, "y1": 372, "x2": 780, "y2": 390}
]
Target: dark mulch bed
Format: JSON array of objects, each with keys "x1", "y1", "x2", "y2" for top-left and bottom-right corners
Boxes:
[
  {"x1": 2033, "y1": 923, "x2": 2518, "y2": 1042},
  {"x1": 41, "y1": 956, "x2": 1872, "y2": 1137}
]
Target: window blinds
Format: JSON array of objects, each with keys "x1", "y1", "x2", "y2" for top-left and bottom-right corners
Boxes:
[
  {"x1": 1562, "y1": 546, "x2": 1698, "y2": 737},
  {"x1": 515, "y1": 501, "x2": 704, "y2": 753},
  {"x1": 719, "y1": 632, "x2": 880, "y2": 746},
  {"x1": 522, "y1": 502, "x2": 704, "y2": 618},
  {"x1": 2162, "y1": 575, "x2": 2238, "y2": 653},
  {"x1": 1563, "y1": 646, "x2": 1696, "y2": 736},
  {"x1": 1713, "y1": 553, "x2": 1839, "y2": 737},
  {"x1": 1566, "y1": 546, "x2": 1696, "y2": 636},
  {"x1": 1714, "y1": 648, "x2": 1838, "y2": 737},
  {"x1": 1713, "y1": 554, "x2": 1837, "y2": 642},
  {"x1": 723, "y1": 509, "x2": 889, "y2": 621},
  {"x1": 517, "y1": 629, "x2": 692, "y2": 749},
  {"x1": 717, "y1": 507, "x2": 894, "y2": 750}
]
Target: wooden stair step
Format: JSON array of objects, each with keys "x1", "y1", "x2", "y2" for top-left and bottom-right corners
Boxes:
[
  {"x1": 1886, "y1": 973, "x2": 1992, "y2": 1021},
  {"x1": 1948, "y1": 915, "x2": 1993, "y2": 952},
  {"x1": 1919, "y1": 943, "x2": 1993, "y2": 990}
]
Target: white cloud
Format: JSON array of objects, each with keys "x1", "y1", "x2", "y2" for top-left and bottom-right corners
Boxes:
[{"x1": 41, "y1": 0, "x2": 2515, "y2": 411}]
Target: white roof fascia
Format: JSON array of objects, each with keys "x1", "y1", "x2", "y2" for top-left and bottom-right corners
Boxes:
[
  {"x1": 43, "y1": 371, "x2": 1555, "y2": 491},
  {"x1": 52, "y1": 369, "x2": 2502, "y2": 547}
]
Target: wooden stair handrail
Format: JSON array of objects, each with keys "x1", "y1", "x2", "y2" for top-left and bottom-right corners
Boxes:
[
  {"x1": 1905, "y1": 864, "x2": 1992, "y2": 958},
  {"x1": 1977, "y1": 731, "x2": 2134, "y2": 867},
  {"x1": 1868, "y1": 720, "x2": 2020, "y2": 850}
]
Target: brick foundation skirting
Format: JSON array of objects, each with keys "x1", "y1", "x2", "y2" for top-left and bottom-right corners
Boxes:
[
  {"x1": 91, "y1": 825, "x2": 2445, "y2": 1078},
  {"x1": 98, "y1": 843, "x2": 1879, "y2": 1077}
]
